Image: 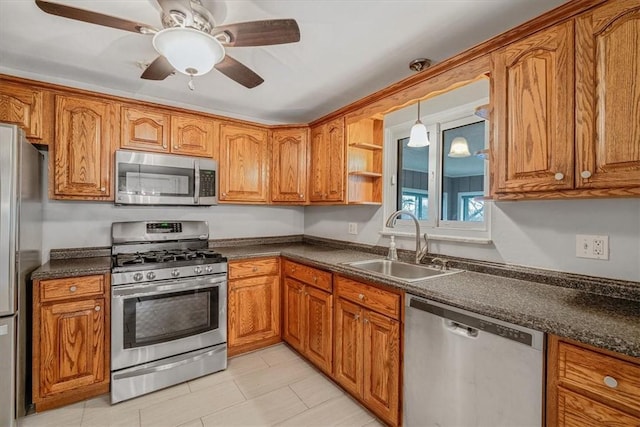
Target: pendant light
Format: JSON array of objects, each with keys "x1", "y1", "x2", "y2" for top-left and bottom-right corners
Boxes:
[
  {"x1": 407, "y1": 101, "x2": 430, "y2": 147},
  {"x1": 448, "y1": 136, "x2": 471, "y2": 157}
]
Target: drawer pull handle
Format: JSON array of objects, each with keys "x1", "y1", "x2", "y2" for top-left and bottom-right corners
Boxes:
[
  {"x1": 313, "y1": 276, "x2": 317, "y2": 282},
  {"x1": 69, "y1": 286, "x2": 77, "y2": 293},
  {"x1": 94, "y1": 306, "x2": 101, "y2": 312},
  {"x1": 252, "y1": 267, "x2": 258, "y2": 272},
  {"x1": 603, "y1": 376, "x2": 618, "y2": 388},
  {"x1": 581, "y1": 170, "x2": 592, "y2": 179},
  {"x1": 358, "y1": 293, "x2": 365, "y2": 300}
]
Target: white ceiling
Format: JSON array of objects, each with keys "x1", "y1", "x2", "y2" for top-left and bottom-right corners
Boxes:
[{"x1": 0, "y1": 0, "x2": 569, "y2": 124}]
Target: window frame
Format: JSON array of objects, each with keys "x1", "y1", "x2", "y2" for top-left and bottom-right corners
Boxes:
[{"x1": 383, "y1": 98, "x2": 491, "y2": 241}]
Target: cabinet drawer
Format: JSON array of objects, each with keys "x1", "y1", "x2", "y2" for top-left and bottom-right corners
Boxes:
[
  {"x1": 335, "y1": 276, "x2": 400, "y2": 320},
  {"x1": 283, "y1": 260, "x2": 332, "y2": 292},
  {"x1": 228, "y1": 258, "x2": 279, "y2": 280},
  {"x1": 40, "y1": 275, "x2": 105, "y2": 302},
  {"x1": 557, "y1": 387, "x2": 640, "y2": 426},
  {"x1": 557, "y1": 342, "x2": 640, "y2": 414}
]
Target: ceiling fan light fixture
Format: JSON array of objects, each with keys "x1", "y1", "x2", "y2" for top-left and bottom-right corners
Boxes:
[
  {"x1": 448, "y1": 137, "x2": 472, "y2": 157},
  {"x1": 407, "y1": 101, "x2": 430, "y2": 148},
  {"x1": 152, "y1": 27, "x2": 224, "y2": 76}
]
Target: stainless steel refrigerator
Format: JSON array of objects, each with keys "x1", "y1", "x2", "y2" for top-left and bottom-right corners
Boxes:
[{"x1": 0, "y1": 124, "x2": 42, "y2": 427}]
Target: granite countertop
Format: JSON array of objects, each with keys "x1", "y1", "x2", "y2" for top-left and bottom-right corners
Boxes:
[{"x1": 31, "y1": 242, "x2": 640, "y2": 358}]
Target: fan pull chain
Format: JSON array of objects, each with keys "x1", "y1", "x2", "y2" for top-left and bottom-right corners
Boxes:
[{"x1": 188, "y1": 75, "x2": 195, "y2": 91}]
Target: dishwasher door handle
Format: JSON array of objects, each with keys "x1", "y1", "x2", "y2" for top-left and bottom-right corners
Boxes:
[{"x1": 444, "y1": 319, "x2": 479, "y2": 339}]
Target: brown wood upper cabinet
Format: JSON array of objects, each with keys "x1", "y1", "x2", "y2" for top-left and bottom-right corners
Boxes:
[
  {"x1": 52, "y1": 94, "x2": 117, "y2": 200},
  {"x1": 309, "y1": 117, "x2": 346, "y2": 203},
  {"x1": 271, "y1": 127, "x2": 309, "y2": 204},
  {"x1": 121, "y1": 106, "x2": 215, "y2": 157},
  {"x1": 575, "y1": 0, "x2": 640, "y2": 190},
  {"x1": 32, "y1": 274, "x2": 111, "y2": 412},
  {"x1": 218, "y1": 122, "x2": 269, "y2": 203},
  {"x1": 0, "y1": 80, "x2": 52, "y2": 143},
  {"x1": 492, "y1": 0, "x2": 640, "y2": 198}
]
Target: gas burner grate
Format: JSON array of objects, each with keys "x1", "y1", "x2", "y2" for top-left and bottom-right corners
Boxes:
[{"x1": 115, "y1": 249, "x2": 224, "y2": 268}]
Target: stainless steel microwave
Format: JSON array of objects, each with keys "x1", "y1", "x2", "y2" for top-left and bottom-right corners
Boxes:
[{"x1": 115, "y1": 150, "x2": 217, "y2": 206}]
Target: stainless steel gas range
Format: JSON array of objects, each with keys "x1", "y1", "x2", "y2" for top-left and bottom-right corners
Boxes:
[{"x1": 110, "y1": 221, "x2": 227, "y2": 404}]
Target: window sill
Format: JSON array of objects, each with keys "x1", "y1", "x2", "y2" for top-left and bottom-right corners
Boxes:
[{"x1": 379, "y1": 230, "x2": 492, "y2": 245}]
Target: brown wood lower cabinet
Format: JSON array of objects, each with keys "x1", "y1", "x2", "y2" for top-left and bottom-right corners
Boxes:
[
  {"x1": 282, "y1": 260, "x2": 333, "y2": 375},
  {"x1": 334, "y1": 276, "x2": 401, "y2": 427},
  {"x1": 547, "y1": 334, "x2": 640, "y2": 426},
  {"x1": 227, "y1": 258, "x2": 281, "y2": 356},
  {"x1": 32, "y1": 274, "x2": 110, "y2": 412}
]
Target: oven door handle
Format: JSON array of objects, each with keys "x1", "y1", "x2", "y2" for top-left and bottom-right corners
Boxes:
[{"x1": 112, "y1": 276, "x2": 226, "y2": 299}]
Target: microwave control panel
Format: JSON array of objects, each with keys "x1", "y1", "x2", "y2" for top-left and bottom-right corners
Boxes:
[{"x1": 199, "y1": 170, "x2": 216, "y2": 197}]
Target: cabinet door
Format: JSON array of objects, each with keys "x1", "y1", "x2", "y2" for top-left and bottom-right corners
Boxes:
[
  {"x1": 228, "y1": 275, "x2": 280, "y2": 354},
  {"x1": 309, "y1": 124, "x2": 326, "y2": 201},
  {"x1": 53, "y1": 94, "x2": 116, "y2": 199},
  {"x1": 121, "y1": 106, "x2": 170, "y2": 153},
  {"x1": 492, "y1": 21, "x2": 574, "y2": 193},
  {"x1": 170, "y1": 114, "x2": 216, "y2": 157},
  {"x1": 325, "y1": 118, "x2": 346, "y2": 202},
  {"x1": 576, "y1": 0, "x2": 640, "y2": 189},
  {"x1": 0, "y1": 81, "x2": 51, "y2": 142},
  {"x1": 334, "y1": 298, "x2": 363, "y2": 397},
  {"x1": 39, "y1": 298, "x2": 106, "y2": 397},
  {"x1": 363, "y1": 310, "x2": 400, "y2": 426},
  {"x1": 282, "y1": 278, "x2": 305, "y2": 353},
  {"x1": 219, "y1": 123, "x2": 269, "y2": 203},
  {"x1": 304, "y1": 286, "x2": 332, "y2": 374},
  {"x1": 271, "y1": 128, "x2": 308, "y2": 203},
  {"x1": 556, "y1": 387, "x2": 640, "y2": 427}
]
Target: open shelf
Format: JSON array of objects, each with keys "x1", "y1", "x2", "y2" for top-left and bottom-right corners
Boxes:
[
  {"x1": 346, "y1": 117, "x2": 384, "y2": 204},
  {"x1": 349, "y1": 171, "x2": 383, "y2": 177},
  {"x1": 349, "y1": 142, "x2": 383, "y2": 151}
]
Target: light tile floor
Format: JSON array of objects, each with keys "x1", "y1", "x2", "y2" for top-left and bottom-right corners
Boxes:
[{"x1": 19, "y1": 344, "x2": 385, "y2": 427}]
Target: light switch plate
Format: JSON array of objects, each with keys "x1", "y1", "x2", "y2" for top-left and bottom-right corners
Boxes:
[{"x1": 348, "y1": 223, "x2": 358, "y2": 235}]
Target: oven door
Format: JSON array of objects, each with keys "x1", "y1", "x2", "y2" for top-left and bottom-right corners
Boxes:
[{"x1": 111, "y1": 274, "x2": 227, "y2": 371}]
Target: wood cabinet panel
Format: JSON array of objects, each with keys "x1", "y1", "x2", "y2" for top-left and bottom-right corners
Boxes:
[
  {"x1": 0, "y1": 81, "x2": 52, "y2": 142},
  {"x1": 228, "y1": 258, "x2": 279, "y2": 280},
  {"x1": 53, "y1": 94, "x2": 116, "y2": 200},
  {"x1": 121, "y1": 106, "x2": 170, "y2": 153},
  {"x1": 363, "y1": 310, "x2": 400, "y2": 424},
  {"x1": 282, "y1": 260, "x2": 332, "y2": 292},
  {"x1": 33, "y1": 274, "x2": 110, "y2": 411},
  {"x1": 492, "y1": 21, "x2": 574, "y2": 193},
  {"x1": 334, "y1": 298, "x2": 363, "y2": 398},
  {"x1": 557, "y1": 387, "x2": 640, "y2": 427},
  {"x1": 576, "y1": 0, "x2": 640, "y2": 189},
  {"x1": 309, "y1": 118, "x2": 345, "y2": 203},
  {"x1": 282, "y1": 277, "x2": 305, "y2": 353},
  {"x1": 335, "y1": 276, "x2": 400, "y2": 320},
  {"x1": 228, "y1": 275, "x2": 280, "y2": 352},
  {"x1": 271, "y1": 127, "x2": 308, "y2": 203},
  {"x1": 170, "y1": 114, "x2": 216, "y2": 157},
  {"x1": 309, "y1": 125, "x2": 326, "y2": 201},
  {"x1": 304, "y1": 285, "x2": 332, "y2": 374},
  {"x1": 219, "y1": 123, "x2": 269, "y2": 203}
]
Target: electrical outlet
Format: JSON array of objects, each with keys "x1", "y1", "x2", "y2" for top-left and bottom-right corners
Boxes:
[
  {"x1": 348, "y1": 223, "x2": 358, "y2": 235},
  {"x1": 576, "y1": 234, "x2": 609, "y2": 260}
]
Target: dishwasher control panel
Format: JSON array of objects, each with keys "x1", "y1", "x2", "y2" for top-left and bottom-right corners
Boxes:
[{"x1": 480, "y1": 321, "x2": 532, "y2": 346}]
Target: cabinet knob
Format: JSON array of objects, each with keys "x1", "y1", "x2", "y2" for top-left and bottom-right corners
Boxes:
[
  {"x1": 94, "y1": 306, "x2": 101, "y2": 312},
  {"x1": 69, "y1": 286, "x2": 77, "y2": 293},
  {"x1": 173, "y1": 145, "x2": 178, "y2": 149},
  {"x1": 313, "y1": 276, "x2": 317, "y2": 282},
  {"x1": 363, "y1": 318, "x2": 369, "y2": 324},
  {"x1": 358, "y1": 293, "x2": 365, "y2": 300},
  {"x1": 554, "y1": 173, "x2": 564, "y2": 181},
  {"x1": 304, "y1": 291, "x2": 308, "y2": 296},
  {"x1": 581, "y1": 170, "x2": 592, "y2": 179},
  {"x1": 252, "y1": 267, "x2": 258, "y2": 272},
  {"x1": 603, "y1": 376, "x2": 618, "y2": 388},
  {"x1": 162, "y1": 143, "x2": 167, "y2": 149},
  {"x1": 222, "y1": 192, "x2": 227, "y2": 197},
  {"x1": 354, "y1": 314, "x2": 360, "y2": 321},
  {"x1": 299, "y1": 194, "x2": 304, "y2": 198},
  {"x1": 100, "y1": 187, "x2": 106, "y2": 192}
]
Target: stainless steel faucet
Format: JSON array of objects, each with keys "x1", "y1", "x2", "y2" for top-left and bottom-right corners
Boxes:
[{"x1": 385, "y1": 210, "x2": 429, "y2": 264}]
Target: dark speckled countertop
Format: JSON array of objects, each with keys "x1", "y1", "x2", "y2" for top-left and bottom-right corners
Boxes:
[{"x1": 32, "y1": 241, "x2": 640, "y2": 358}]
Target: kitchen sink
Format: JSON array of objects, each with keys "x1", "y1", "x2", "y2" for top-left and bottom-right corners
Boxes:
[{"x1": 345, "y1": 259, "x2": 463, "y2": 282}]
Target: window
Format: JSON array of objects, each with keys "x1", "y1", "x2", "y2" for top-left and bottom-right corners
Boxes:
[{"x1": 383, "y1": 80, "x2": 490, "y2": 240}]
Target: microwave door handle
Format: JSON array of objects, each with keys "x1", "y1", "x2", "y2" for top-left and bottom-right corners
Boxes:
[{"x1": 194, "y1": 160, "x2": 200, "y2": 204}]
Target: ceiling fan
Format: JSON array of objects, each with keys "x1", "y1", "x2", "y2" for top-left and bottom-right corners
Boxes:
[{"x1": 34, "y1": 0, "x2": 301, "y2": 88}]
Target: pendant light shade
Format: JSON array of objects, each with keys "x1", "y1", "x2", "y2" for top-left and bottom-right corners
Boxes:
[
  {"x1": 448, "y1": 136, "x2": 471, "y2": 157},
  {"x1": 407, "y1": 101, "x2": 430, "y2": 148},
  {"x1": 153, "y1": 27, "x2": 225, "y2": 76}
]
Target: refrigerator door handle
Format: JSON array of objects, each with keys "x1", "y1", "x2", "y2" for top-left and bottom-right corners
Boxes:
[{"x1": 0, "y1": 125, "x2": 18, "y2": 316}]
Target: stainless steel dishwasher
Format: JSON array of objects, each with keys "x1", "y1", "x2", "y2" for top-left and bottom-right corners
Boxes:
[{"x1": 404, "y1": 295, "x2": 544, "y2": 427}]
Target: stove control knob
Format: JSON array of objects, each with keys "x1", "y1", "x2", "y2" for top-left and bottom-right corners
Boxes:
[
  {"x1": 194, "y1": 266, "x2": 202, "y2": 274},
  {"x1": 133, "y1": 272, "x2": 144, "y2": 282},
  {"x1": 171, "y1": 269, "x2": 180, "y2": 278},
  {"x1": 205, "y1": 265, "x2": 213, "y2": 273},
  {"x1": 146, "y1": 272, "x2": 156, "y2": 280}
]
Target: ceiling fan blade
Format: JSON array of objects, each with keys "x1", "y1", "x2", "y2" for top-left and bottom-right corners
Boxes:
[
  {"x1": 35, "y1": 0, "x2": 154, "y2": 34},
  {"x1": 141, "y1": 56, "x2": 174, "y2": 80},
  {"x1": 215, "y1": 19, "x2": 300, "y2": 47},
  {"x1": 214, "y1": 56, "x2": 264, "y2": 89}
]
